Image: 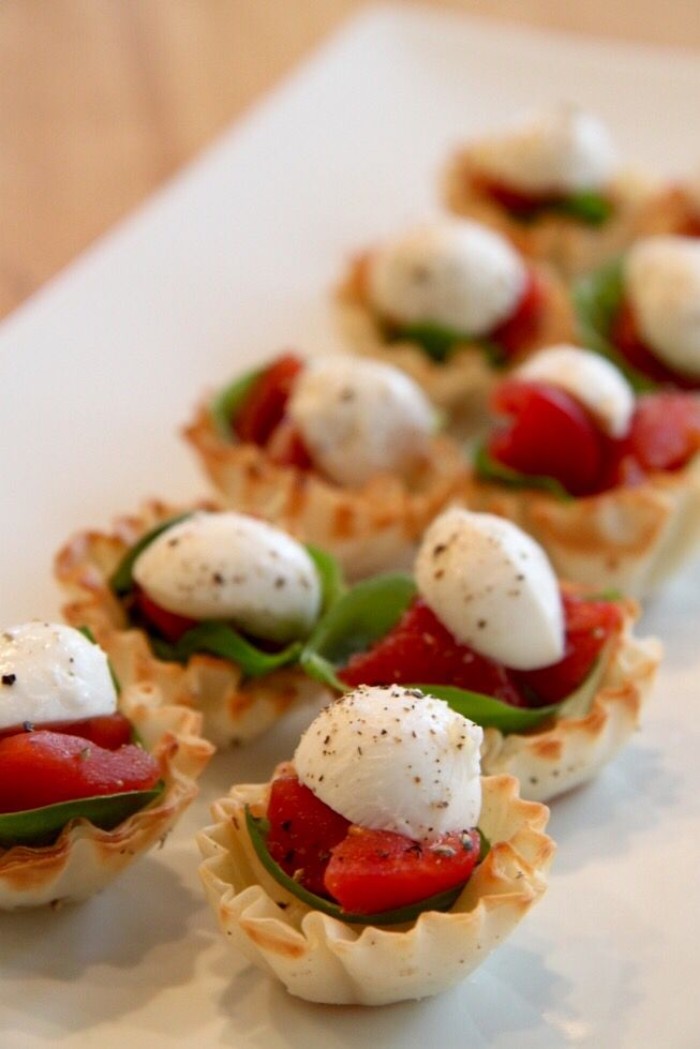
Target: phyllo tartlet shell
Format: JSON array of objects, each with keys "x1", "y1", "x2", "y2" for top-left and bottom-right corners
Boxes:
[
  {"x1": 442, "y1": 153, "x2": 652, "y2": 278},
  {"x1": 0, "y1": 681, "x2": 213, "y2": 910},
  {"x1": 334, "y1": 257, "x2": 574, "y2": 429},
  {"x1": 197, "y1": 770, "x2": 554, "y2": 1005},
  {"x1": 54, "y1": 500, "x2": 331, "y2": 748},
  {"x1": 459, "y1": 455, "x2": 700, "y2": 599},
  {"x1": 480, "y1": 596, "x2": 660, "y2": 802},
  {"x1": 183, "y1": 413, "x2": 468, "y2": 581}
]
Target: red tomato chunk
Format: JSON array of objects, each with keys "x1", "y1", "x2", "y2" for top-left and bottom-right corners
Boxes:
[
  {"x1": 231, "y1": 353, "x2": 313, "y2": 469},
  {"x1": 339, "y1": 593, "x2": 622, "y2": 708},
  {"x1": 0, "y1": 712, "x2": 133, "y2": 749},
  {"x1": 0, "y1": 731, "x2": 160, "y2": 813},
  {"x1": 487, "y1": 381, "x2": 700, "y2": 496},
  {"x1": 325, "y1": 826, "x2": 481, "y2": 915},
  {"x1": 265, "y1": 773, "x2": 480, "y2": 913}
]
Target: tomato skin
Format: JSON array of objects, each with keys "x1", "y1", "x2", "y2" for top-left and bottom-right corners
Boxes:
[
  {"x1": 324, "y1": 826, "x2": 481, "y2": 914},
  {"x1": 472, "y1": 173, "x2": 559, "y2": 218},
  {"x1": 513, "y1": 592, "x2": 624, "y2": 705},
  {"x1": 0, "y1": 713, "x2": 133, "y2": 750},
  {"x1": 488, "y1": 380, "x2": 609, "y2": 496},
  {"x1": 339, "y1": 598, "x2": 527, "y2": 707},
  {"x1": 0, "y1": 731, "x2": 160, "y2": 813},
  {"x1": 233, "y1": 353, "x2": 305, "y2": 446},
  {"x1": 490, "y1": 268, "x2": 545, "y2": 358},
  {"x1": 612, "y1": 300, "x2": 700, "y2": 390},
  {"x1": 266, "y1": 774, "x2": 351, "y2": 897},
  {"x1": 133, "y1": 586, "x2": 198, "y2": 643}
]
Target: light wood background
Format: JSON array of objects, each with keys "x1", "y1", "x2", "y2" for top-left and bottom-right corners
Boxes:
[{"x1": 1, "y1": 0, "x2": 698, "y2": 320}]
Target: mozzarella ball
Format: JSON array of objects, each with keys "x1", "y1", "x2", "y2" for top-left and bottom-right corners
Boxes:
[
  {"x1": 471, "y1": 105, "x2": 618, "y2": 195},
  {"x1": 415, "y1": 508, "x2": 564, "y2": 671},
  {"x1": 366, "y1": 219, "x2": 527, "y2": 336},
  {"x1": 624, "y1": 236, "x2": 700, "y2": 378},
  {"x1": 515, "y1": 344, "x2": 634, "y2": 437},
  {"x1": 0, "y1": 621, "x2": 117, "y2": 730},
  {"x1": 132, "y1": 511, "x2": 321, "y2": 643},
  {"x1": 287, "y1": 357, "x2": 434, "y2": 487},
  {"x1": 294, "y1": 684, "x2": 483, "y2": 841}
]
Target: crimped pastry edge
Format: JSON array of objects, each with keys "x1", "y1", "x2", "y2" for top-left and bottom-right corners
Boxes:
[{"x1": 197, "y1": 772, "x2": 554, "y2": 1005}]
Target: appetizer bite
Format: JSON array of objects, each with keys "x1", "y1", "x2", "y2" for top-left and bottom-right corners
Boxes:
[
  {"x1": 183, "y1": 353, "x2": 468, "y2": 578},
  {"x1": 335, "y1": 217, "x2": 573, "y2": 427},
  {"x1": 0, "y1": 621, "x2": 212, "y2": 909},
  {"x1": 635, "y1": 167, "x2": 700, "y2": 239},
  {"x1": 577, "y1": 235, "x2": 700, "y2": 390},
  {"x1": 442, "y1": 105, "x2": 652, "y2": 277},
  {"x1": 55, "y1": 503, "x2": 338, "y2": 747},
  {"x1": 466, "y1": 343, "x2": 700, "y2": 596},
  {"x1": 302, "y1": 508, "x2": 661, "y2": 802},
  {"x1": 198, "y1": 685, "x2": 553, "y2": 1005}
]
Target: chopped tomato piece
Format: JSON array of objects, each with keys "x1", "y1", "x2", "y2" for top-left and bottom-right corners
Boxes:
[
  {"x1": 339, "y1": 598, "x2": 527, "y2": 707},
  {"x1": 0, "y1": 713, "x2": 133, "y2": 750},
  {"x1": 324, "y1": 826, "x2": 481, "y2": 914},
  {"x1": 513, "y1": 592, "x2": 624, "y2": 705},
  {"x1": 133, "y1": 587, "x2": 198, "y2": 643},
  {"x1": 605, "y1": 392, "x2": 700, "y2": 485},
  {"x1": 472, "y1": 173, "x2": 556, "y2": 218},
  {"x1": 488, "y1": 379, "x2": 609, "y2": 496},
  {"x1": 337, "y1": 594, "x2": 623, "y2": 710},
  {"x1": 233, "y1": 353, "x2": 305, "y2": 445},
  {"x1": 490, "y1": 268, "x2": 545, "y2": 358},
  {"x1": 0, "y1": 731, "x2": 160, "y2": 813},
  {"x1": 266, "y1": 774, "x2": 351, "y2": 897},
  {"x1": 611, "y1": 300, "x2": 699, "y2": 390}
]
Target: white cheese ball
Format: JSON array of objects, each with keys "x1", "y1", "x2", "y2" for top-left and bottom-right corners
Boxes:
[
  {"x1": 624, "y1": 236, "x2": 700, "y2": 378},
  {"x1": 287, "y1": 357, "x2": 434, "y2": 488},
  {"x1": 0, "y1": 622, "x2": 117, "y2": 730},
  {"x1": 415, "y1": 508, "x2": 564, "y2": 671},
  {"x1": 366, "y1": 219, "x2": 527, "y2": 336},
  {"x1": 132, "y1": 511, "x2": 321, "y2": 643},
  {"x1": 471, "y1": 105, "x2": 618, "y2": 195},
  {"x1": 294, "y1": 685, "x2": 483, "y2": 841},
  {"x1": 515, "y1": 344, "x2": 634, "y2": 437}
]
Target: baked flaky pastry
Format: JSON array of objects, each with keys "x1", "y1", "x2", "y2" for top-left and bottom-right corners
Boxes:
[
  {"x1": 336, "y1": 255, "x2": 574, "y2": 430},
  {"x1": 0, "y1": 680, "x2": 213, "y2": 910},
  {"x1": 460, "y1": 455, "x2": 700, "y2": 600},
  {"x1": 183, "y1": 411, "x2": 467, "y2": 581},
  {"x1": 197, "y1": 771, "x2": 554, "y2": 1006},
  {"x1": 634, "y1": 183, "x2": 700, "y2": 239},
  {"x1": 480, "y1": 597, "x2": 661, "y2": 802},
  {"x1": 442, "y1": 153, "x2": 652, "y2": 278},
  {"x1": 54, "y1": 500, "x2": 331, "y2": 748}
]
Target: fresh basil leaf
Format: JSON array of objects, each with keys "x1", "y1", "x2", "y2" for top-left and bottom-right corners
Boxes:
[
  {"x1": 553, "y1": 190, "x2": 614, "y2": 226},
  {"x1": 245, "y1": 807, "x2": 470, "y2": 926},
  {"x1": 385, "y1": 321, "x2": 509, "y2": 368},
  {"x1": 306, "y1": 544, "x2": 346, "y2": 614},
  {"x1": 473, "y1": 442, "x2": 574, "y2": 501},
  {"x1": 110, "y1": 512, "x2": 194, "y2": 595},
  {"x1": 300, "y1": 574, "x2": 416, "y2": 688},
  {"x1": 411, "y1": 684, "x2": 561, "y2": 733},
  {"x1": 574, "y1": 261, "x2": 656, "y2": 392},
  {"x1": 154, "y1": 621, "x2": 303, "y2": 677},
  {"x1": 0, "y1": 782, "x2": 165, "y2": 847},
  {"x1": 209, "y1": 366, "x2": 264, "y2": 438}
]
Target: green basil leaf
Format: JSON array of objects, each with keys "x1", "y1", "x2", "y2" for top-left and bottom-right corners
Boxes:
[
  {"x1": 473, "y1": 442, "x2": 574, "y2": 501},
  {"x1": 154, "y1": 621, "x2": 303, "y2": 677},
  {"x1": 306, "y1": 544, "x2": 346, "y2": 614},
  {"x1": 0, "y1": 782, "x2": 165, "y2": 847},
  {"x1": 245, "y1": 807, "x2": 472, "y2": 926},
  {"x1": 574, "y1": 260, "x2": 656, "y2": 392},
  {"x1": 385, "y1": 321, "x2": 509, "y2": 368},
  {"x1": 110, "y1": 512, "x2": 194, "y2": 595},
  {"x1": 300, "y1": 574, "x2": 417, "y2": 689},
  {"x1": 209, "y1": 365, "x2": 264, "y2": 438},
  {"x1": 553, "y1": 190, "x2": 614, "y2": 226},
  {"x1": 410, "y1": 684, "x2": 561, "y2": 733}
]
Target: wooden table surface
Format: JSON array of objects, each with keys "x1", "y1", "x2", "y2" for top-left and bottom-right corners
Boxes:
[{"x1": 1, "y1": 0, "x2": 698, "y2": 321}]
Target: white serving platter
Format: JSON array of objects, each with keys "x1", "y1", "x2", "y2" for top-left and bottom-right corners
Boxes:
[{"x1": 1, "y1": 4, "x2": 699, "y2": 1046}]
